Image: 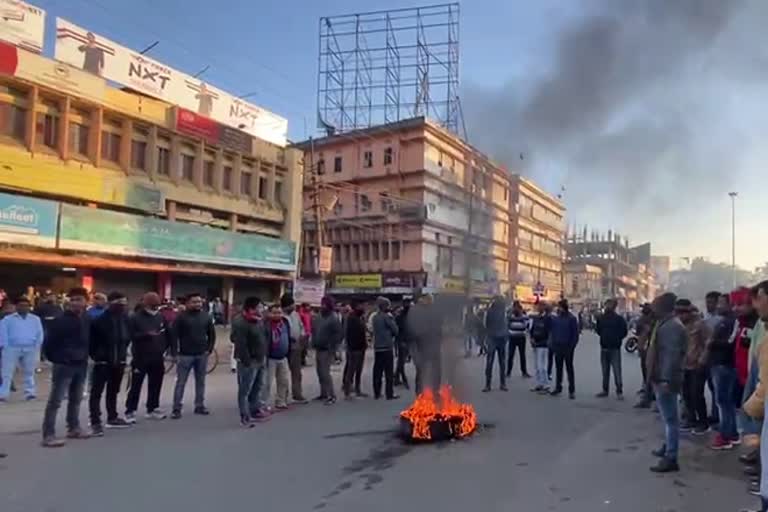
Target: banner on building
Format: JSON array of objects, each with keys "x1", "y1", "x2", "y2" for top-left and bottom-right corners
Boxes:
[
  {"x1": 0, "y1": 191, "x2": 58, "y2": 248},
  {"x1": 54, "y1": 18, "x2": 288, "y2": 147},
  {"x1": 175, "y1": 108, "x2": 252, "y2": 154},
  {"x1": 0, "y1": 0, "x2": 44, "y2": 53},
  {"x1": 333, "y1": 274, "x2": 382, "y2": 289},
  {"x1": 59, "y1": 204, "x2": 296, "y2": 271},
  {"x1": 293, "y1": 278, "x2": 325, "y2": 306},
  {"x1": 0, "y1": 41, "x2": 106, "y2": 101},
  {"x1": 318, "y1": 246, "x2": 333, "y2": 274}
]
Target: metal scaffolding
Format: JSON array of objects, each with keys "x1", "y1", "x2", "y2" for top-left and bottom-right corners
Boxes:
[{"x1": 317, "y1": 3, "x2": 461, "y2": 135}]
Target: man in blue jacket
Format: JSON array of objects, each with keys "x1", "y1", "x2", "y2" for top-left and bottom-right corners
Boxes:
[
  {"x1": 549, "y1": 299, "x2": 579, "y2": 399},
  {"x1": 0, "y1": 296, "x2": 43, "y2": 401}
]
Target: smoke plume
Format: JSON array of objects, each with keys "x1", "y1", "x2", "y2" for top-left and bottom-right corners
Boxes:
[{"x1": 463, "y1": 0, "x2": 768, "y2": 233}]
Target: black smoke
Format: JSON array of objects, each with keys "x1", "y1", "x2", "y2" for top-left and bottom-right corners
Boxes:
[{"x1": 463, "y1": 0, "x2": 768, "y2": 226}]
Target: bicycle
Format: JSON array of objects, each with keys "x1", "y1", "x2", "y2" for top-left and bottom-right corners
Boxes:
[{"x1": 163, "y1": 348, "x2": 220, "y2": 375}]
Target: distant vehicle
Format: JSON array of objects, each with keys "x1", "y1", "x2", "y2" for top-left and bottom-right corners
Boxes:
[{"x1": 624, "y1": 329, "x2": 639, "y2": 354}]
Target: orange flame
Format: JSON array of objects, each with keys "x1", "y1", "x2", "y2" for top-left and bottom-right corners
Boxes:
[{"x1": 400, "y1": 385, "x2": 477, "y2": 440}]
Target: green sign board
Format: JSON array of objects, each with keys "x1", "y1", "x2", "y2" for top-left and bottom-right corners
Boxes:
[{"x1": 59, "y1": 204, "x2": 296, "y2": 271}]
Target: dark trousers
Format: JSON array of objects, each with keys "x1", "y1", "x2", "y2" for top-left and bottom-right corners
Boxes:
[
  {"x1": 42, "y1": 363, "x2": 87, "y2": 439},
  {"x1": 683, "y1": 368, "x2": 708, "y2": 427},
  {"x1": 343, "y1": 350, "x2": 365, "y2": 396},
  {"x1": 288, "y1": 343, "x2": 305, "y2": 400},
  {"x1": 600, "y1": 348, "x2": 623, "y2": 394},
  {"x1": 506, "y1": 336, "x2": 528, "y2": 377},
  {"x1": 373, "y1": 349, "x2": 395, "y2": 399},
  {"x1": 554, "y1": 348, "x2": 575, "y2": 394},
  {"x1": 394, "y1": 343, "x2": 409, "y2": 387},
  {"x1": 89, "y1": 363, "x2": 124, "y2": 426},
  {"x1": 414, "y1": 349, "x2": 442, "y2": 394},
  {"x1": 485, "y1": 337, "x2": 507, "y2": 388},
  {"x1": 125, "y1": 359, "x2": 165, "y2": 414},
  {"x1": 706, "y1": 367, "x2": 719, "y2": 422},
  {"x1": 172, "y1": 354, "x2": 207, "y2": 412},
  {"x1": 547, "y1": 348, "x2": 554, "y2": 378}
]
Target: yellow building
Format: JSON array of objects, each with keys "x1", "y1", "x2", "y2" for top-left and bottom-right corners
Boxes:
[{"x1": 0, "y1": 44, "x2": 301, "y2": 307}]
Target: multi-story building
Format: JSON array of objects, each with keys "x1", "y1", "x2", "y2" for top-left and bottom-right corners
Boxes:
[
  {"x1": 564, "y1": 262, "x2": 604, "y2": 309},
  {"x1": 0, "y1": 43, "x2": 301, "y2": 307},
  {"x1": 297, "y1": 117, "x2": 565, "y2": 301}
]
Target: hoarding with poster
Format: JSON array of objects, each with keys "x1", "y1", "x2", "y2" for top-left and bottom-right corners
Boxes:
[
  {"x1": 0, "y1": 0, "x2": 44, "y2": 53},
  {"x1": 293, "y1": 278, "x2": 325, "y2": 307},
  {"x1": 54, "y1": 18, "x2": 288, "y2": 147}
]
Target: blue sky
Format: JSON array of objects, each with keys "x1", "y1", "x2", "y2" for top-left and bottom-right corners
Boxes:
[{"x1": 32, "y1": 0, "x2": 768, "y2": 272}]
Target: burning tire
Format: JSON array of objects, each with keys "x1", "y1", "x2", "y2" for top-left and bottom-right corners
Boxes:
[{"x1": 399, "y1": 386, "x2": 477, "y2": 442}]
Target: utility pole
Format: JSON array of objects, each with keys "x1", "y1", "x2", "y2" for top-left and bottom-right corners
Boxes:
[
  {"x1": 729, "y1": 191, "x2": 738, "y2": 288},
  {"x1": 310, "y1": 137, "x2": 325, "y2": 274}
]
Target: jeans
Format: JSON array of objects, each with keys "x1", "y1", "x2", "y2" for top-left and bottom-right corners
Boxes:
[
  {"x1": 315, "y1": 350, "x2": 336, "y2": 399},
  {"x1": 42, "y1": 363, "x2": 87, "y2": 439},
  {"x1": 553, "y1": 347, "x2": 575, "y2": 394},
  {"x1": 0, "y1": 345, "x2": 38, "y2": 399},
  {"x1": 506, "y1": 336, "x2": 527, "y2": 376},
  {"x1": 261, "y1": 357, "x2": 290, "y2": 407},
  {"x1": 712, "y1": 364, "x2": 738, "y2": 440},
  {"x1": 600, "y1": 348, "x2": 623, "y2": 394},
  {"x1": 343, "y1": 350, "x2": 365, "y2": 396},
  {"x1": 464, "y1": 334, "x2": 475, "y2": 355},
  {"x1": 89, "y1": 363, "x2": 124, "y2": 425},
  {"x1": 682, "y1": 368, "x2": 708, "y2": 428},
  {"x1": 236, "y1": 360, "x2": 266, "y2": 419},
  {"x1": 373, "y1": 349, "x2": 395, "y2": 399},
  {"x1": 655, "y1": 385, "x2": 680, "y2": 461},
  {"x1": 172, "y1": 354, "x2": 208, "y2": 412},
  {"x1": 485, "y1": 336, "x2": 507, "y2": 388},
  {"x1": 125, "y1": 359, "x2": 165, "y2": 414},
  {"x1": 533, "y1": 346, "x2": 549, "y2": 388},
  {"x1": 706, "y1": 367, "x2": 719, "y2": 422}
]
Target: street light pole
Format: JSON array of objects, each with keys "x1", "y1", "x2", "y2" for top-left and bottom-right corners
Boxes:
[{"x1": 729, "y1": 191, "x2": 738, "y2": 288}]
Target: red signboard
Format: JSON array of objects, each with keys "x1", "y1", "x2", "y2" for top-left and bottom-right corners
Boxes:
[{"x1": 175, "y1": 107, "x2": 253, "y2": 154}]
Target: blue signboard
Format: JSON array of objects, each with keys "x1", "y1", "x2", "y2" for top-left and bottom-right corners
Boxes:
[{"x1": 0, "y1": 191, "x2": 59, "y2": 248}]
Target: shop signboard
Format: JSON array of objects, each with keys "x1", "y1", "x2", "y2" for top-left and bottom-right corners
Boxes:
[
  {"x1": 0, "y1": 191, "x2": 58, "y2": 248},
  {"x1": 318, "y1": 247, "x2": 333, "y2": 274},
  {"x1": 293, "y1": 277, "x2": 325, "y2": 306},
  {"x1": 333, "y1": 274, "x2": 382, "y2": 289},
  {"x1": 59, "y1": 204, "x2": 296, "y2": 271},
  {"x1": 0, "y1": 0, "x2": 44, "y2": 53},
  {"x1": 175, "y1": 108, "x2": 253, "y2": 154},
  {"x1": 55, "y1": 18, "x2": 288, "y2": 147}
]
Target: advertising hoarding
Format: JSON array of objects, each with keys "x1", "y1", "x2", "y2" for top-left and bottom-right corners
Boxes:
[
  {"x1": 0, "y1": 191, "x2": 58, "y2": 248},
  {"x1": 0, "y1": 0, "x2": 44, "y2": 53}
]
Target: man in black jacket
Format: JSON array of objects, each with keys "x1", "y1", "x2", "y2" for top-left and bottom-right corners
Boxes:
[
  {"x1": 394, "y1": 299, "x2": 412, "y2": 389},
  {"x1": 343, "y1": 303, "x2": 368, "y2": 398},
  {"x1": 125, "y1": 292, "x2": 174, "y2": 422},
  {"x1": 595, "y1": 299, "x2": 628, "y2": 399},
  {"x1": 171, "y1": 293, "x2": 216, "y2": 419},
  {"x1": 41, "y1": 287, "x2": 91, "y2": 447},
  {"x1": 88, "y1": 292, "x2": 132, "y2": 435},
  {"x1": 231, "y1": 297, "x2": 269, "y2": 427}
]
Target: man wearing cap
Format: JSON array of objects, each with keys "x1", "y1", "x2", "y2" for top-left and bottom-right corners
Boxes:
[
  {"x1": 88, "y1": 292, "x2": 132, "y2": 435},
  {"x1": 312, "y1": 296, "x2": 343, "y2": 405}
]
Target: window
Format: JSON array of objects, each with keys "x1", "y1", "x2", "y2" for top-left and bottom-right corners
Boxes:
[
  {"x1": 363, "y1": 150, "x2": 373, "y2": 168},
  {"x1": 333, "y1": 202, "x2": 343, "y2": 215},
  {"x1": 382, "y1": 243, "x2": 390, "y2": 260},
  {"x1": 334, "y1": 245, "x2": 341, "y2": 263},
  {"x1": 68, "y1": 122, "x2": 89, "y2": 156},
  {"x1": 334, "y1": 156, "x2": 342, "y2": 173},
  {"x1": 157, "y1": 147, "x2": 171, "y2": 176},
  {"x1": 2, "y1": 104, "x2": 26, "y2": 141},
  {"x1": 241, "y1": 172, "x2": 252, "y2": 195},
  {"x1": 352, "y1": 245, "x2": 360, "y2": 261},
  {"x1": 360, "y1": 194, "x2": 372, "y2": 212},
  {"x1": 343, "y1": 245, "x2": 350, "y2": 262},
  {"x1": 381, "y1": 196, "x2": 394, "y2": 212},
  {"x1": 222, "y1": 165, "x2": 233, "y2": 191},
  {"x1": 503, "y1": 188, "x2": 509, "y2": 202},
  {"x1": 180, "y1": 153, "x2": 195, "y2": 181},
  {"x1": 384, "y1": 147, "x2": 393, "y2": 165},
  {"x1": 317, "y1": 158, "x2": 325, "y2": 175},
  {"x1": 372, "y1": 243, "x2": 380, "y2": 260},
  {"x1": 36, "y1": 114, "x2": 57, "y2": 149},
  {"x1": 203, "y1": 160, "x2": 215, "y2": 187},
  {"x1": 274, "y1": 181, "x2": 283, "y2": 205},
  {"x1": 131, "y1": 140, "x2": 147, "y2": 171},
  {"x1": 392, "y1": 241, "x2": 400, "y2": 260},
  {"x1": 361, "y1": 244, "x2": 369, "y2": 261},
  {"x1": 258, "y1": 176, "x2": 268, "y2": 200}
]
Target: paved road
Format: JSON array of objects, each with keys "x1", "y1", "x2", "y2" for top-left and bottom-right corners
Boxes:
[{"x1": 0, "y1": 332, "x2": 757, "y2": 512}]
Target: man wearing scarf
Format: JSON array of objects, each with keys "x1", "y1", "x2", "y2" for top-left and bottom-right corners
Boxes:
[{"x1": 261, "y1": 304, "x2": 291, "y2": 411}]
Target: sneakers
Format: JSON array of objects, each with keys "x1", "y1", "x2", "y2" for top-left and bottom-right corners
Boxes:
[
  {"x1": 194, "y1": 406, "x2": 211, "y2": 416},
  {"x1": 41, "y1": 437, "x2": 66, "y2": 448},
  {"x1": 744, "y1": 465, "x2": 761, "y2": 477},
  {"x1": 252, "y1": 410, "x2": 271, "y2": 422},
  {"x1": 549, "y1": 389, "x2": 562, "y2": 396},
  {"x1": 568, "y1": 392, "x2": 575, "y2": 400},
  {"x1": 145, "y1": 409, "x2": 167, "y2": 420},
  {"x1": 125, "y1": 412, "x2": 137, "y2": 424},
  {"x1": 652, "y1": 445, "x2": 667, "y2": 458},
  {"x1": 274, "y1": 404, "x2": 289, "y2": 411},
  {"x1": 90, "y1": 424, "x2": 105, "y2": 437},
  {"x1": 106, "y1": 418, "x2": 131, "y2": 429},
  {"x1": 240, "y1": 417, "x2": 255, "y2": 429},
  {"x1": 616, "y1": 393, "x2": 624, "y2": 401},
  {"x1": 293, "y1": 396, "x2": 309, "y2": 404},
  {"x1": 25, "y1": 394, "x2": 36, "y2": 401},
  {"x1": 710, "y1": 433, "x2": 734, "y2": 451},
  {"x1": 679, "y1": 422, "x2": 695, "y2": 433},
  {"x1": 324, "y1": 397, "x2": 337, "y2": 406},
  {"x1": 171, "y1": 410, "x2": 182, "y2": 420},
  {"x1": 530, "y1": 386, "x2": 543, "y2": 392},
  {"x1": 482, "y1": 386, "x2": 491, "y2": 393},
  {"x1": 66, "y1": 428, "x2": 90, "y2": 440},
  {"x1": 748, "y1": 479, "x2": 761, "y2": 496},
  {"x1": 692, "y1": 425, "x2": 710, "y2": 436},
  {"x1": 650, "y1": 458, "x2": 679, "y2": 473},
  {"x1": 500, "y1": 385, "x2": 509, "y2": 391},
  {"x1": 355, "y1": 392, "x2": 369, "y2": 398},
  {"x1": 386, "y1": 395, "x2": 400, "y2": 400},
  {"x1": 740, "y1": 450, "x2": 760, "y2": 465},
  {"x1": 595, "y1": 391, "x2": 609, "y2": 398},
  {"x1": 522, "y1": 373, "x2": 532, "y2": 379},
  {"x1": 731, "y1": 436, "x2": 743, "y2": 447}
]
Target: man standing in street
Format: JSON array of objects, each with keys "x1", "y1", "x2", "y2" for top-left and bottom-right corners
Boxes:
[
  {"x1": 703, "y1": 291, "x2": 723, "y2": 425},
  {"x1": 88, "y1": 292, "x2": 132, "y2": 435},
  {"x1": 343, "y1": 302, "x2": 368, "y2": 399},
  {"x1": 483, "y1": 296, "x2": 508, "y2": 392},
  {"x1": 0, "y1": 296, "x2": 43, "y2": 401},
  {"x1": 507, "y1": 301, "x2": 531, "y2": 379},
  {"x1": 394, "y1": 298, "x2": 412, "y2": 389},
  {"x1": 707, "y1": 293, "x2": 739, "y2": 450},
  {"x1": 676, "y1": 299, "x2": 711, "y2": 435},
  {"x1": 281, "y1": 294, "x2": 308, "y2": 404},
  {"x1": 34, "y1": 290, "x2": 62, "y2": 341},
  {"x1": 231, "y1": 297, "x2": 269, "y2": 427},
  {"x1": 529, "y1": 300, "x2": 552, "y2": 393},
  {"x1": 634, "y1": 303, "x2": 656, "y2": 408},
  {"x1": 126, "y1": 292, "x2": 173, "y2": 422},
  {"x1": 372, "y1": 297, "x2": 399, "y2": 400},
  {"x1": 312, "y1": 296, "x2": 343, "y2": 405},
  {"x1": 648, "y1": 292, "x2": 688, "y2": 473},
  {"x1": 171, "y1": 293, "x2": 216, "y2": 419},
  {"x1": 41, "y1": 288, "x2": 91, "y2": 447},
  {"x1": 261, "y1": 304, "x2": 291, "y2": 411},
  {"x1": 549, "y1": 299, "x2": 579, "y2": 399},
  {"x1": 87, "y1": 293, "x2": 108, "y2": 320},
  {"x1": 595, "y1": 298, "x2": 628, "y2": 400}
]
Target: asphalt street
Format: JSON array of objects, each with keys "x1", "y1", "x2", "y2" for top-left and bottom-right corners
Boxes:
[{"x1": 0, "y1": 331, "x2": 758, "y2": 512}]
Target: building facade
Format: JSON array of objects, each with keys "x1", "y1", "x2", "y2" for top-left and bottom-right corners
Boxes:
[
  {"x1": 564, "y1": 262, "x2": 604, "y2": 309},
  {"x1": 298, "y1": 118, "x2": 565, "y2": 301},
  {"x1": 0, "y1": 43, "x2": 301, "y2": 307}
]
